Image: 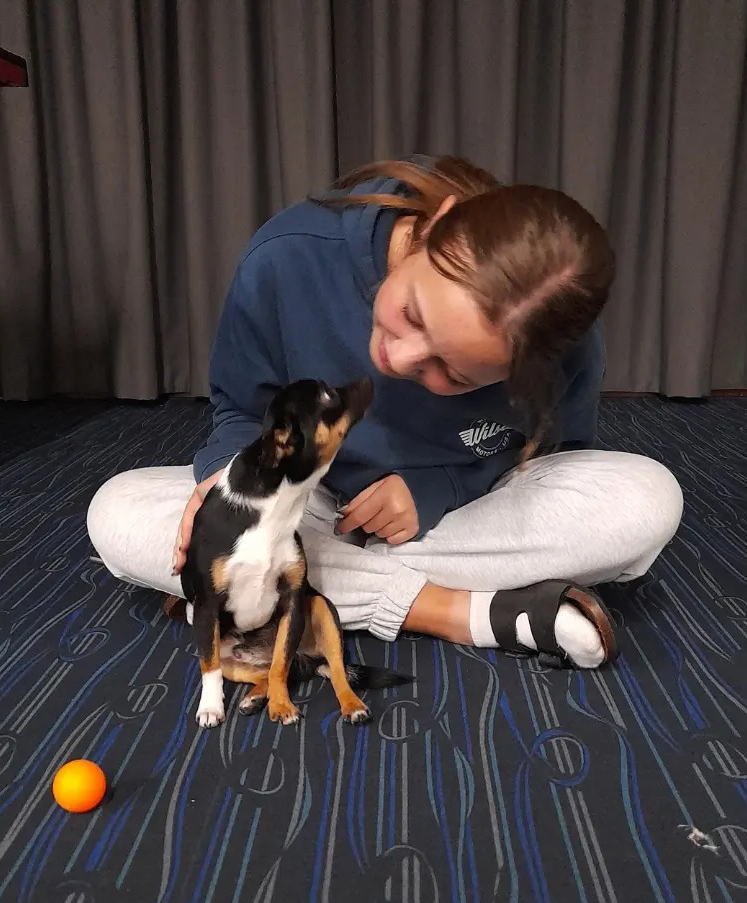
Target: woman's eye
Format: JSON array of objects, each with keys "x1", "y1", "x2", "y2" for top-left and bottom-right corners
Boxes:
[
  {"x1": 443, "y1": 365, "x2": 470, "y2": 388},
  {"x1": 402, "y1": 304, "x2": 421, "y2": 328}
]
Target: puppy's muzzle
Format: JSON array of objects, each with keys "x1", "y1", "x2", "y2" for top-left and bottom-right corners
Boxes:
[{"x1": 338, "y1": 377, "x2": 374, "y2": 423}]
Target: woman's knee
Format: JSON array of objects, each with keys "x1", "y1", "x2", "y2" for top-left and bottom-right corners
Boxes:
[
  {"x1": 606, "y1": 454, "x2": 683, "y2": 555},
  {"x1": 88, "y1": 466, "x2": 193, "y2": 551},
  {"x1": 87, "y1": 471, "x2": 138, "y2": 559}
]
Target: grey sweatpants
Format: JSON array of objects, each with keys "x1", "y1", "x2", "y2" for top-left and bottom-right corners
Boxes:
[{"x1": 87, "y1": 450, "x2": 683, "y2": 642}]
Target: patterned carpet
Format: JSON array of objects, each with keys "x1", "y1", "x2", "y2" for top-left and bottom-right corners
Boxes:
[{"x1": 0, "y1": 396, "x2": 746, "y2": 903}]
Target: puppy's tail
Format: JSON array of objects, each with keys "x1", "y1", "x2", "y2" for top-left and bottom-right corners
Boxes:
[
  {"x1": 345, "y1": 663, "x2": 413, "y2": 690},
  {"x1": 290, "y1": 656, "x2": 413, "y2": 690}
]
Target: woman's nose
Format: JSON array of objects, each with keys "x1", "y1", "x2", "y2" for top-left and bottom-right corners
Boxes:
[{"x1": 387, "y1": 334, "x2": 430, "y2": 376}]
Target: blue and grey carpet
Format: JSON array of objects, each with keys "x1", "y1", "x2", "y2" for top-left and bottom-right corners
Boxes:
[{"x1": 0, "y1": 396, "x2": 746, "y2": 903}]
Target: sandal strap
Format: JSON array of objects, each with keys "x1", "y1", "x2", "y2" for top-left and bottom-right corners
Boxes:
[
  {"x1": 489, "y1": 583, "x2": 567, "y2": 656},
  {"x1": 488, "y1": 580, "x2": 619, "y2": 668}
]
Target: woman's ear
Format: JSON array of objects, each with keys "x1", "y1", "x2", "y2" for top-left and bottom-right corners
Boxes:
[{"x1": 421, "y1": 194, "x2": 457, "y2": 240}]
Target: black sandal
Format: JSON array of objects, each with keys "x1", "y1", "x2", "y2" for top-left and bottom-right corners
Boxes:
[{"x1": 488, "y1": 580, "x2": 620, "y2": 669}]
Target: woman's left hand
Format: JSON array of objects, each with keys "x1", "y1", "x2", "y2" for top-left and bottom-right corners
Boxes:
[{"x1": 337, "y1": 475, "x2": 418, "y2": 545}]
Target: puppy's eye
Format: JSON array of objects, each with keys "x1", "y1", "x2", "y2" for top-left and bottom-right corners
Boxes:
[{"x1": 319, "y1": 385, "x2": 334, "y2": 404}]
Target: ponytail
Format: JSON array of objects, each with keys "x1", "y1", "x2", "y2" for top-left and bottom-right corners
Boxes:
[{"x1": 322, "y1": 156, "x2": 499, "y2": 221}]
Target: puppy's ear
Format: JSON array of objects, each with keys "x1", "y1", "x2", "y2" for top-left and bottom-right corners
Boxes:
[{"x1": 261, "y1": 412, "x2": 303, "y2": 467}]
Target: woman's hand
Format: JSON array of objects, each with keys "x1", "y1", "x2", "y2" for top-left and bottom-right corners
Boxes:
[
  {"x1": 172, "y1": 469, "x2": 224, "y2": 575},
  {"x1": 337, "y1": 475, "x2": 418, "y2": 545}
]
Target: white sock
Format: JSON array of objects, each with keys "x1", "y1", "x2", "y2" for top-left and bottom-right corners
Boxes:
[{"x1": 469, "y1": 590, "x2": 605, "y2": 669}]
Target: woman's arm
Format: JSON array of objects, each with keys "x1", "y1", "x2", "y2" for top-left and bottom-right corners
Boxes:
[
  {"x1": 174, "y1": 244, "x2": 287, "y2": 573},
  {"x1": 193, "y1": 244, "x2": 286, "y2": 483}
]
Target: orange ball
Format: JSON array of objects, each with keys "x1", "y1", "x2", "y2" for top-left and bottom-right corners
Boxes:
[{"x1": 52, "y1": 759, "x2": 107, "y2": 813}]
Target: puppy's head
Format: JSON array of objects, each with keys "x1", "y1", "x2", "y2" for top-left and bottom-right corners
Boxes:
[{"x1": 260, "y1": 378, "x2": 374, "y2": 479}]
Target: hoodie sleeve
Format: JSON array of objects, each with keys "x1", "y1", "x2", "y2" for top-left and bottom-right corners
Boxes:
[
  {"x1": 193, "y1": 245, "x2": 285, "y2": 484},
  {"x1": 394, "y1": 458, "x2": 506, "y2": 538},
  {"x1": 391, "y1": 466, "x2": 458, "y2": 538}
]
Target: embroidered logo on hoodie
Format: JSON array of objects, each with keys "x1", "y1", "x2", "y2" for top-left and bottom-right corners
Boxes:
[{"x1": 459, "y1": 420, "x2": 514, "y2": 458}]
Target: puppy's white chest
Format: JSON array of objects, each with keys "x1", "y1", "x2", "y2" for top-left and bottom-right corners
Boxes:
[
  {"x1": 219, "y1": 475, "x2": 314, "y2": 632},
  {"x1": 223, "y1": 528, "x2": 298, "y2": 631}
]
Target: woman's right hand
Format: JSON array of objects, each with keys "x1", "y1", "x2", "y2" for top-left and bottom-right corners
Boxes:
[{"x1": 172, "y1": 469, "x2": 224, "y2": 576}]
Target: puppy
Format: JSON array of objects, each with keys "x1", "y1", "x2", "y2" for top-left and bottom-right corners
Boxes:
[{"x1": 175, "y1": 378, "x2": 409, "y2": 728}]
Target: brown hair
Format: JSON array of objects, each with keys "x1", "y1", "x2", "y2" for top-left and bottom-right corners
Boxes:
[{"x1": 326, "y1": 156, "x2": 615, "y2": 459}]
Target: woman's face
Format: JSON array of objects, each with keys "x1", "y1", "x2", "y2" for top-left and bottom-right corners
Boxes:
[{"x1": 370, "y1": 246, "x2": 511, "y2": 396}]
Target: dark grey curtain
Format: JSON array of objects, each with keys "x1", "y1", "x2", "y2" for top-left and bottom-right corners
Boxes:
[{"x1": 1, "y1": 1, "x2": 745, "y2": 400}]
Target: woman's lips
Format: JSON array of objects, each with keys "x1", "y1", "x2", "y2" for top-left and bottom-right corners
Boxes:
[{"x1": 378, "y1": 336, "x2": 391, "y2": 370}]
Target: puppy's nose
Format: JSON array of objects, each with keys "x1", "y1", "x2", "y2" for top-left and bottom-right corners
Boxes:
[
  {"x1": 354, "y1": 377, "x2": 374, "y2": 410},
  {"x1": 339, "y1": 377, "x2": 374, "y2": 419}
]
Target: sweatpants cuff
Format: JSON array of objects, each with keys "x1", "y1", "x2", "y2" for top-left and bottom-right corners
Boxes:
[{"x1": 367, "y1": 567, "x2": 427, "y2": 642}]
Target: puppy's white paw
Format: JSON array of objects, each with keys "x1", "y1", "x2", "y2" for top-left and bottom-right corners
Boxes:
[
  {"x1": 197, "y1": 669, "x2": 224, "y2": 728},
  {"x1": 185, "y1": 602, "x2": 194, "y2": 626},
  {"x1": 196, "y1": 705, "x2": 225, "y2": 729}
]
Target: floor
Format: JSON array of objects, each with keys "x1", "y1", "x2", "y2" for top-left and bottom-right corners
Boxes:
[{"x1": 0, "y1": 396, "x2": 746, "y2": 903}]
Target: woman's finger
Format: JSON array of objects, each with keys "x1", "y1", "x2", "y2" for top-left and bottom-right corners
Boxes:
[
  {"x1": 172, "y1": 492, "x2": 201, "y2": 575},
  {"x1": 173, "y1": 469, "x2": 223, "y2": 575},
  {"x1": 375, "y1": 521, "x2": 402, "y2": 539},
  {"x1": 338, "y1": 492, "x2": 384, "y2": 533},
  {"x1": 362, "y1": 510, "x2": 397, "y2": 535},
  {"x1": 343, "y1": 479, "x2": 383, "y2": 514},
  {"x1": 387, "y1": 528, "x2": 416, "y2": 546}
]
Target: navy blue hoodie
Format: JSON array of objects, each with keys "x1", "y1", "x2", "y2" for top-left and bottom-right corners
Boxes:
[{"x1": 194, "y1": 176, "x2": 605, "y2": 536}]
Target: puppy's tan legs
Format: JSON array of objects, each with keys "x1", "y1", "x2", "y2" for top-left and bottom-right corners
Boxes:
[
  {"x1": 218, "y1": 660, "x2": 271, "y2": 715},
  {"x1": 240, "y1": 677, "x2": 270, "y2": 715},
  {"x1": 309, "y1": 594, "x2": 371, "y2": 724},
  {"x1": 267, "y1": 613, "x2": 302, "y2": 725}
]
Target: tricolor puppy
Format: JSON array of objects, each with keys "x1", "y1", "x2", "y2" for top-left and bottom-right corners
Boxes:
[{"x1": 175, "y1": 377, "x2": 410, "y2": 729}]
